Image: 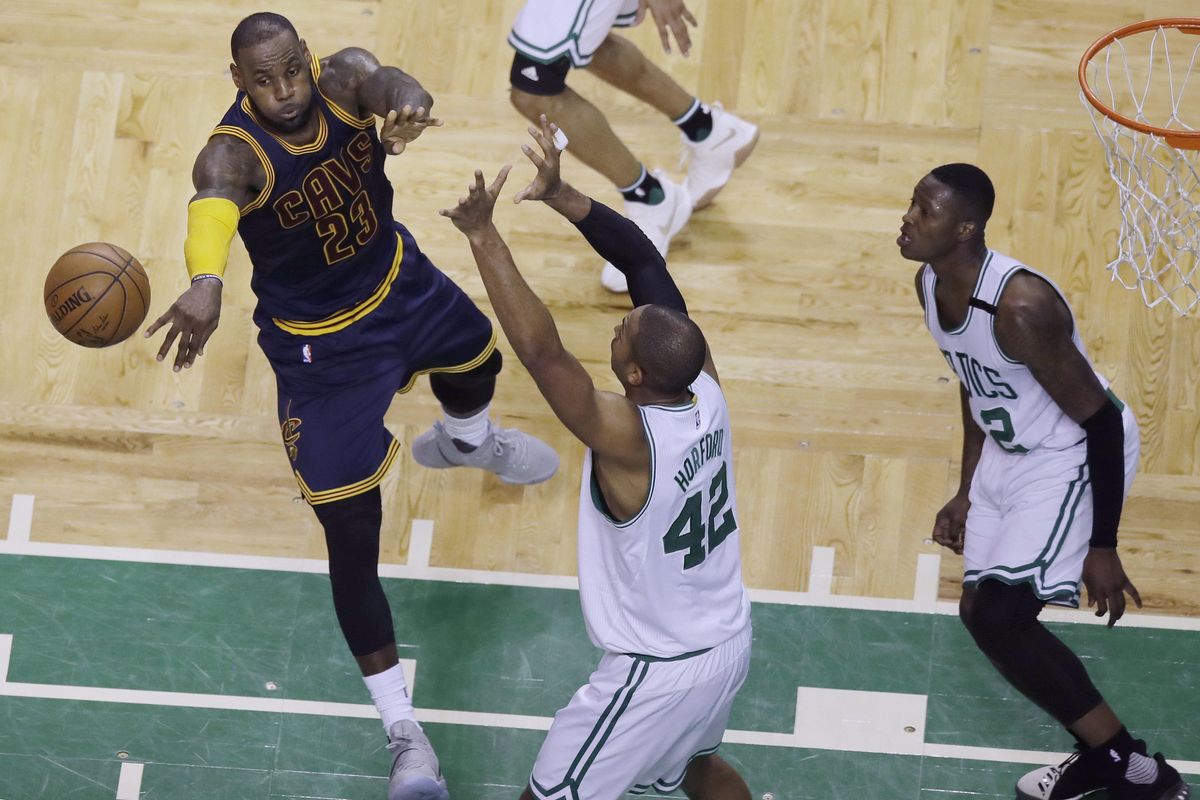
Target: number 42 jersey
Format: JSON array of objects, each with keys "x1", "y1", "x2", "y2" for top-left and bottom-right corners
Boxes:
[
  {"x1": 577, "y1": 370, "x2": 752, "y2": 659},
  {"x1": 920, "y1": 250, "x2": 1113, "y2": 454}
]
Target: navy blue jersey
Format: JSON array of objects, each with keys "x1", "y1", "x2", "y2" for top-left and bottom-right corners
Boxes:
[{"x1": 212, "y1": 53, "x2": 398, "y2": 333}]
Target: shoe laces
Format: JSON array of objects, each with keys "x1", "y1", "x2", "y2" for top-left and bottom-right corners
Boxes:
[{"x1": 490, "y1": 427, "x2": 525, "y2": 461}]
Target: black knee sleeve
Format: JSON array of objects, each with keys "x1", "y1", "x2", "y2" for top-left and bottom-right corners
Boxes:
[
  {"x1": 964, "y1": 580, "x2": 1104, "y2": 726},
  {"x1": 430, "y1": 349, "x2": 502, "y2": 415},
  {"x1": 312, "y1": 488, "x2": 395, "y2": 657},
  {"x1": 510, "y1": 52, "x2": 571, "y2": 96}
]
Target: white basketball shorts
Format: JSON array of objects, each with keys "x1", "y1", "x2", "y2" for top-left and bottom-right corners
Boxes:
[
  {"x1": 509, "y1": 0, "x2": 641, "y2": 67},
  {"x1": 963, "y1": 403, "x2": 1140, "y2": 606},
  {"x1": 529, "y1": 624, "x2": 751, "y2": 799}
]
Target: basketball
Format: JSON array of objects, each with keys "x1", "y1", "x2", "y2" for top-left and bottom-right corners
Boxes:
[{"x1": 44, "y1": 242, "x2": 151, "y2": 348}]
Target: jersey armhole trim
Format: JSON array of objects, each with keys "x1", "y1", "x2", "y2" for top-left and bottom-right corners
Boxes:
[
  {"x1": 209, "y1": 126, "x2": 275, "y2": 214},
  {"x1": 588, "y1": 409, "x2": 656, "y2": 529},
  {"x1": 313, "y1": 52, "x2": 377, "y2": 129}
]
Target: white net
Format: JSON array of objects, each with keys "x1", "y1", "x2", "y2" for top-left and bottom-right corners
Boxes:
[{"x1": 1081, "y1": 22, "x2": 1200, "y2": 315}]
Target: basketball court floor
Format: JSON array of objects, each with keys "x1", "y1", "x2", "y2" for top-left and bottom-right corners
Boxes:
[{"x1": 1, "y1": 1, "x2": 1198, "y2": 798}]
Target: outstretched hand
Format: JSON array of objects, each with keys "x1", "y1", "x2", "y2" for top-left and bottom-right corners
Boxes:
[
  {"x1": 514, "y1": 115, "x2": 565, "y2": 204},
  {"x1": 439, "y1": 166, "x2": 512, "y2": 239},
  {"x1": 636, "y1": 0, "x2": 698, "y2": 56},
  {"x1": 1082, "y1": 547, "x2": 1142, "y2": 627},
  {"x1": 380, "y1": 105, "x2": 443, "y2": 155}
]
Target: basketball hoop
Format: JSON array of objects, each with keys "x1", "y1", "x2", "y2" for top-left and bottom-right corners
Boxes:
[{"x1": 1079, "y1": 18, "x2": 1200, "y2": 315}]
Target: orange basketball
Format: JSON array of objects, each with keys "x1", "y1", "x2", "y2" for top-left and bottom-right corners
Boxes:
[{"x1": 44, "y1": 243, "x2": 151, "y2": 348}]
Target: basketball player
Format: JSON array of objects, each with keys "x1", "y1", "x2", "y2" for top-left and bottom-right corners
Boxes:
[
  {"x1": 145, "y1": 13, "x2": 558, "y2": 800},
  {"x1": 508, "y1": 0, "x2": 759, "y2": 293},
  {"x1": 440, "y1": 117, "x2": 752, "y2": 800},
  {"x1": 901, "y1": 164, "x2": 1190, "y2": 800}
]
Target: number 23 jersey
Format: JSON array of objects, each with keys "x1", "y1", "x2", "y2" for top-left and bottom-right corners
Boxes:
[
  {"x1": 920, "y1": 250, "x2": 1111, "y2": 454},
  {"x1": 577, "y1": 370, "x2": 751, "y2": 658}
]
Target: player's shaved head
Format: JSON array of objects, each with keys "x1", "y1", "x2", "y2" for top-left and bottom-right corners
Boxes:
[
  {"x1": 931, "y1": 163, "x2": 995, "y2": 232},
  {"x1": 231, "y1": 12, "x2": 299, "y2": 63},
  {"x1": 630, "y1": 305, "x2": 707, "y2": 396}
]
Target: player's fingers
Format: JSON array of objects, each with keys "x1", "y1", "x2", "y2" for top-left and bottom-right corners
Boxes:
[
  {"x1": 1126, "y1": 580, "x2": 1143, "y2": 609},
  {"x1": 1094, "y1": 592, "x2": 1109, "y2": 619},
  {"x1": 1108, "y1": 591, "x2": 1126, "y2": 626},
  {"x1": 489, "y1": 164, "x2": 512, "y2": 195},
  {"x1": 522, "y1": 143, "x2": 547, "y2": 170},
  {"x1": 144, "y1": 309, "x2": 172, "y2": 337},
  {"x1": 173, "y1": 331, "x2": 194, "y2": 372},
  {"x1": 384, "y1": 109, "x2": 397, "y2": 127},
  {"x1": 670, "y1": 17, "x2": 692, "y2": 55},
  {"x1": 683, "y1": 7, "x2": 698, "y2": 26},
  {"x1": 527, "y1": 124, "x2": 553, "y2": 155},
  {"x1": 156, "y1": 324, "x2": 181, "y2": 361},
  {"x1": 654, "y1": 16, "x2": 671, "y2": 53}
]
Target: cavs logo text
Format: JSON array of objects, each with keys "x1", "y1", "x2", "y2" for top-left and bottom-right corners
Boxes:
[{"x1": 272, "y1": 130, "x2": 379, "y2": 266}]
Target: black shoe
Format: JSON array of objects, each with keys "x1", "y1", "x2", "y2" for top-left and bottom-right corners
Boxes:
[
  {"x1": 1110, "y1": 753, "x2": 1191, "y2": 800},
  {"x1": 1016, "y1": 745, "x2": 1110, "y2": 800}
]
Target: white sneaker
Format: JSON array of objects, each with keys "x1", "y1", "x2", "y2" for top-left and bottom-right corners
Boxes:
[
  {"x1": 681, "y1": 102, "x2": 759, "y2": 210},
  {"x1": 411, "y1": 421, "x2": 558, "y2": 485},
  {"x1": 387, "y1": 720, "x2": 449, "y2": 800},
  {"x1": 600, "y1": 170, "x2": 691, "y2": 293}
]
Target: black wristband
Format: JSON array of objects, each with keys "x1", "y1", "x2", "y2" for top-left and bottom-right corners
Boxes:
[{"x1": 1082, "y1": 397, "x2": 1125, "y2": 548}]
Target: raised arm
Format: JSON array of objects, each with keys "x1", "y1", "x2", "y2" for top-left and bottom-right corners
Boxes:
[
  {"x1": 319, "y1": 47, "x2": 442, "y2": 155},
  {"x1": 144, "y1": 135, "x2": 261, "y2": 371},
  {"x1": 516, "y1": 117, "x2": 716, "y2": 379},
  {"x1": 995, "y1": 271, "x2": 1139, "y2": 625},
  {"x1": 440, "y1": 166, "x2": 648, "y2": 466}
]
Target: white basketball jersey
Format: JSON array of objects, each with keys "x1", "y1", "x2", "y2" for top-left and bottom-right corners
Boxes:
[
  {"x1": 921, "y1": 250, "x2": 1109, "y2": 453},
  {"x1": 577, "y1": 370, "x2": 752, "y2": 658}
]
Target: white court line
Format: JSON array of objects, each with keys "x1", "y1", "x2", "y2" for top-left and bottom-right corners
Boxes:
[
  {"x1": 115, "y1": 761, "x2": 143, "y2": 800},
  {"x1": 913, "y1": 552, "x2": 941, "y2": 609},
  {"x1": 0, "y1": 640, "x2": 1194, "y2": 775},
  {"x1": 2, "y1": 494, "x2": 1199, "y2": 632},
  {"x1": 6, "y1": 494, "x2": 34, "y2": 543},
  {"x1": 2, "y1": 536, "x2": 1198, "y2": 631},
  {"x1": 806, "y1": 546, "x2": 835, "y2": 595},
  {"x1": 406, "y1": 519, "x2": 434, "y2": 569}
]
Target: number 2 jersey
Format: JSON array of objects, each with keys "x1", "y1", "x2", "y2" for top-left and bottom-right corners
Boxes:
[
  {"x1": 577, "y1": 370, "x2": 751, "y2": 658},
  {"x1": 212, "y1": 53, "x2": 398, "y2": 333},
  {"x1": 919, "y1": 250, "x2": 1111, "y2": 453}
]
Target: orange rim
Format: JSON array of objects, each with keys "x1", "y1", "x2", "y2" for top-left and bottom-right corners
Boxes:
[{"x1": 1078, "y1": 17, "x2": 1200, "y2": 150}]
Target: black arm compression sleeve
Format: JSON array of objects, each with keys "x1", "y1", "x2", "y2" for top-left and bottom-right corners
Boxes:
[
  {"x1": 1082, "y1": 399, "x2": 1125, "y2": 548},
  {"x1": 572, "y1": 200, "x2": 687, "y2": 313}
]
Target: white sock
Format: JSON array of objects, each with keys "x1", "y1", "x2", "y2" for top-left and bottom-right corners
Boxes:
[
  {"x1": 363, "y1": 663, "x2": 416, "y2": 732},
  {"x1": 442, "y1": 405, "x2": 490, "y2": 447}
]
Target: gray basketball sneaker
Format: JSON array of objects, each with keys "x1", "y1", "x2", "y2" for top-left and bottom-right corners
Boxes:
[
  {"x1": 411, "y1": 421, "x2": 558, "y2": 484},
  {"x1": 387, "y1": 720, "x2": 449, "y2": 800}
]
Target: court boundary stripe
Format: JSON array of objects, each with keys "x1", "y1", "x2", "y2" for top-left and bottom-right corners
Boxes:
[
  {"x1": 1, "y1": 530, "x2": 1197, "y2": 632},
  {"x1": 0, "y1": 633, "x2": 1194, "y2": 776}
]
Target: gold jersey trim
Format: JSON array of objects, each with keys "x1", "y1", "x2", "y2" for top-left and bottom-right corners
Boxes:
[
  {"x1": 297, "y1": 438, "x2": 402, "y2": 505},
  {"x1": 311, "y1": 52, "x2": 376, "y2": 130},
  {"x1": 239, "y1": 95, "x2": 329, "y2": 155},
  {"x1": 397, "y1": 328, "x2": 499, "y2": 395},
  {"x1": 209, "y1": 126, "x2": 276, "y2": 214},
  {"x1": 271, "y1": 231, "x2": 403, "y2": 336}
]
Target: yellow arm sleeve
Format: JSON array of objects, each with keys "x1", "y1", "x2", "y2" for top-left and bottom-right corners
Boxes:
[{"x1": 184, "y1": 197, "x2": 240, "y2": 280}]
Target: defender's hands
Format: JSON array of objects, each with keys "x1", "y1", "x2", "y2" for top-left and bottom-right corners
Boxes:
[
  {"x1": 144, "y1": 278, "x2": 222, "y2": 372},
  {"x1": 636, "y1": 0, "x2": 698, "y2": 56},
  {"x1": 380, "y1": 105, "x2": 443, "y2": 155},
  {"x1": 933, "y1": 492, "x2": 970, "y2": 555},
  {"x1": 1082, "y1": 547, "x2": 1142, "y2": 627},
  {"x1": 440, "y1": 166, "x2": 512, "y2": 240},
  {"x1": 514, "y1": 115, "x2": 565, "y2": 204}
]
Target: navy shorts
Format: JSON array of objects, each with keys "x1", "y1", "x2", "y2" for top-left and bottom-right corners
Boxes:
[{"x1": 257, "y1": 223, "x2": 496, "y2": 505}]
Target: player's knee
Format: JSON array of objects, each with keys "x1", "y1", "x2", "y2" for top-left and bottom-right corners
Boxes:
[
  {"x1": 430, "y1": 349, "x2": 502, "y2": 415},
  {"x1": 963, "y1": 580, "x2": 1042, "y2": 653},
  {"x1": 510, "y1": 53, "x2": 570, "y2": 103}
]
